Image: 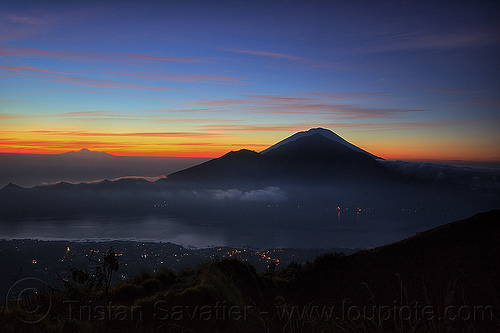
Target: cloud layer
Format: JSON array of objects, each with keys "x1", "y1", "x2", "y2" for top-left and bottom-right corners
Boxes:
[{"x1": 206, "y1": 187, "x2": 287, "y2": 202}]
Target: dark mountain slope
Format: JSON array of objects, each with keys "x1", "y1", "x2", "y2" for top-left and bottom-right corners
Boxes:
[
  {"x1": 262, "y1": 133, "x2": 389, "y2": 181},
  {"x1": 165, "y1": 149, "x2": 271, "y2": 187},
  {"x1": 278, "y1": 210, "x2": 500, "y2": 320}
]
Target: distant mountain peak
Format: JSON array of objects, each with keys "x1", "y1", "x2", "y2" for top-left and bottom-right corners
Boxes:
[
  {"x1": 61, "y1": 148, "x2": 114, "y2": 157},
  {"x1": 261, "y1": 127, "x2": 381, "y2": 159},
  {"x1": 222, "y1": 149, "x2": 259, "y2": 157},
  {"x1": 2, "y1": 182, "x2": 24, "y2": 190}
]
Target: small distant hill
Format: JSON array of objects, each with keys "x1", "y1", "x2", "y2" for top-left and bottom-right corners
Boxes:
[{"x1": 59, "y1": 148, "x2": 115, "y2": 158}]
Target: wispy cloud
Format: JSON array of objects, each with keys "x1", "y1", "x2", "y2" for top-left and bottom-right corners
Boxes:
[
  {"x1": 148, "y1": 117, "x2": 233, "y2": 123},
  {"x1": 306, "y1": 91, "x2": 392, "y2": 100},
  {"x1": 29, "y1": 130, "x2": 222, "y2": 138},
  {"x1": 403, "y1": 88, "x2": 485, "y2": 94},
  {"x1": 59, "y1": 111, "x2": 121, "y2": 117},
  {"x1": 399, "y1": 31, "x2": 498, "y2": 50},
  {"x1": 65, "y1": 117, "x2": 141, "y2": 122},
  {"x1": 114, "y1": 52, "x2": 203, "y2": 63},
  {"x1": 362, "y1": 31, "x2": 499, "y2": 53},
  {"x1": 199, "y1": 124, "x2": 321, "y2": 132},
  {"x1": 57, "y1": 112, "x2": 238, "y2": 123},
  {"x1": 351, "y1": 120, "x2": 468, "y2": 130},
  {"x1": 0, "y1": 113, "x2": 24, "y2": 119},
  {"x1": 24, "y1": 73, "x2": 181, "y2": 91},
  {"x1": 192, "y1": 93, "x2": 424, "y2": 119},
  {"x1": 149, "y1": 108, "x2": 226, "y2": 114},
  {"x1": 1, "y1": 61, "x2": 240, "y2": 91},
  {"x1": 0, "y1": 65, "x2": 68, "y2": 74},
  {"x1": 0, "y1": 13, "x2": 58, "y2": 42},
  {"x1": 0, "y1": 45, "x2": 201, "y2": 63},
  {"x1": 256, "y1": 104, "x2": 426, "y2": 119},
  {"x1": 105, "y1": 71, "x2": 247, "y2": 85},
  {"x1": 56, "y1": 111, "x2": 143, "y2": 122},
  {"x1": 335, "y1": 119, "x2": 498, "y2": 132},
  {"x1": 227, "y1": 49, "x2": 303, "y2": 61},
  {"x1": 191, "y1": 99, "x2": 249, "y2": 107},
  {"x1": 197, "y1": 118, "x2": 489, "y2": 133},
  {"x1": 2, "y1": 14, "x2": 46, "y2": 26},
  {"x1": 243, "y1": 95, "x2": 316, "y2": 102},
  {"x1": 448, "y1": 100, "x2": 500, "y2": 106},
  {"x1": 0, "y1": 138, "x2": 131, "y2": 150},
  {"x1": 0, "y1": 45, "x2": 113, "y2": 61}
]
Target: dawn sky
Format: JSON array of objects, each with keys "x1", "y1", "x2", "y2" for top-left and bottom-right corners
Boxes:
[{"x1": 1, "y1": 0, "x2": 499, "y2": 162}]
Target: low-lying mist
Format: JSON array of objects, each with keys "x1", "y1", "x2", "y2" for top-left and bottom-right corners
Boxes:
[{"x1": 0, "y1": 152, "x2": 209, "y2": 188}]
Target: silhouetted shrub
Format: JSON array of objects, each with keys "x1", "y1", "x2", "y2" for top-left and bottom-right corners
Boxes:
[
  {"x1": 109, "y1": 282, "x2": 143, "y2": 304},
  {"x1": 155, "y1": 270, "x2": 176, "y2": 287},
  {"x1": 312, "y1": 251, "x2": 345, "y2": 271}
]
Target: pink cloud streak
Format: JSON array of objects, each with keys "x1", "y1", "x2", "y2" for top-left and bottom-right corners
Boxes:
[
  {"x1": 229, "y1": 49, "x2": 303, "y2": 61},
  {"x1": 0, "y1": 45, "x2": 201, "y2": 63},
  {"x1": 26, "y1": 73, "x2": 181, "y2": 91},
  {"x1": 0, "y1": 65, "x2": 68, "y2": 74},
  {"x1": 192, "y1": 94, "x2": 425, "y2": 119},
  {"x1": 29, "y1": 130, "x2": 222, "y2": 138},
  {"x1": 106, "y1": 72, "x2": 247, "y2": 84},
  {"x1": 198, "y1": 118, "x2": 486, "y2": 132}
]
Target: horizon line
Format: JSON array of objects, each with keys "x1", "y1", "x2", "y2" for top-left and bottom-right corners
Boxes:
[{"x1": 1, "y1": 149, "x2": 500, "y2": 167}]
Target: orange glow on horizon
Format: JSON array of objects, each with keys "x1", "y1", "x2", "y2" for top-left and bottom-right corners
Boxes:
[
  {"x1": 0, "y1": 146, "x2": 225, "y2": 158},
  {"x1": 1, "y1": 128, "x2": 498, "y2": 162},
  {"x1": 0, "y1": 130, "x2": 269, "y2": 157},
  {"x1": 1, "y1": 145, "x2": 499, "y2": 163}
]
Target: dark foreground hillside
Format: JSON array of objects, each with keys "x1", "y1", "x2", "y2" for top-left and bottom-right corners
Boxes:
[{"x1": 2, "y1": 210, "x2": 499, "y2": 332}]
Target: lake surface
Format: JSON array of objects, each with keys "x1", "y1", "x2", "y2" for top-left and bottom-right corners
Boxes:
[{"x1": 0, "y1": 214, "x2": 423, "y2": 249}]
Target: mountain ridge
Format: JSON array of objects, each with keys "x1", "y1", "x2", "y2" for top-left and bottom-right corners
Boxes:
[{"x1": 166, "y1": 129, "x2": 387, "y2": 186}]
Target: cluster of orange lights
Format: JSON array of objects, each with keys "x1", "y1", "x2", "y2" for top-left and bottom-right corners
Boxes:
[{"x1": 217, "y1": 248, "x2": 281, "y2": 265}]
